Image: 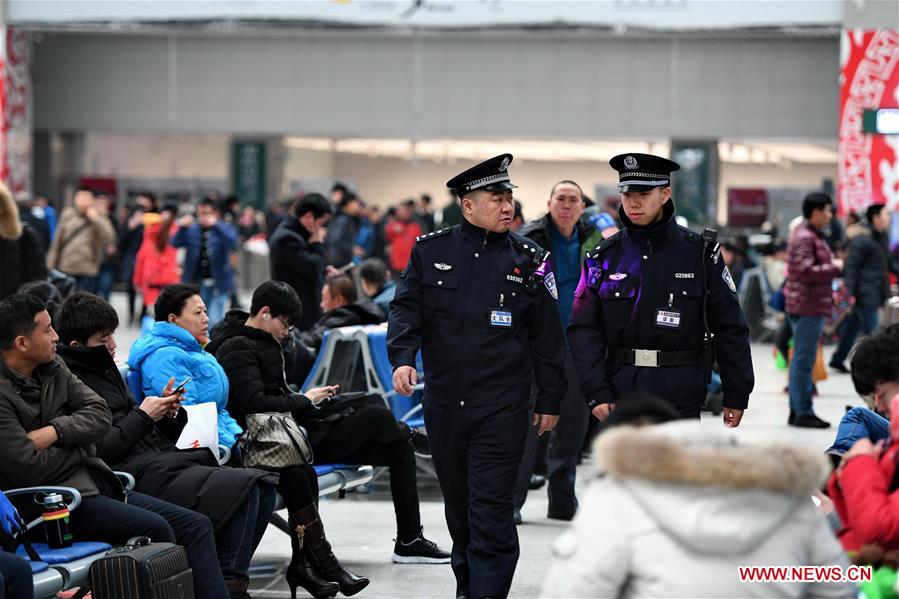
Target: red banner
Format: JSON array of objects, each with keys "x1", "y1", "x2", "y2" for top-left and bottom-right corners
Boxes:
[
  {"x1": 0, "y1": 28, "x2": 32, "y2": 196},
  {"x1": 838, "y1": 29, "x2": 899, "y2": 215},
  {"x1": 727, "y1": 188, "x2": 768, "y2": 228}
]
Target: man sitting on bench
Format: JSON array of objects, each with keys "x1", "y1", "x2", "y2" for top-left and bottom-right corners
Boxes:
[
  {"x1": 55, "y1": 291, "x2": 279, "y2": 599},
  {"x1": 0, "y1": 294, "x2": 229, "y2": 599}
]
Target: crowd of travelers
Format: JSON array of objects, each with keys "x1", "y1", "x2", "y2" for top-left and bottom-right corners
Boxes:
[{"x1": 2, "y1": 175, "x2": 899, "y2": 598}]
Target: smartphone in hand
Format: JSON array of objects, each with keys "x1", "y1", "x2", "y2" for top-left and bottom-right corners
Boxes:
[{"x1": 172, "y1": 376, "x2": 191, "y2": 396}]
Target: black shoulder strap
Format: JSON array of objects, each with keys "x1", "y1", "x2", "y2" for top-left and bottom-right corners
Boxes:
[
  {"x1": 700, "y1": 228, "x2": 718, "y2": 345},
  {"x1": 55, "y1": 220, "x2": 93, "y2": 256}
]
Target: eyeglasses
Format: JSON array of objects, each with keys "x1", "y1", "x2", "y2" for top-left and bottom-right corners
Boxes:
[{"x1": 276, "y1": 315, "x2": 295, "y2": 334}]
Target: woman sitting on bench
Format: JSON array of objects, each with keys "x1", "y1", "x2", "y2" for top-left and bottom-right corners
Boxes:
[
  {"x1": 208, "y1": 281, "x2": 449, "y2": 567},
  {"x1": 129, "y1": 284, "x2": 367, "y2": 599}
]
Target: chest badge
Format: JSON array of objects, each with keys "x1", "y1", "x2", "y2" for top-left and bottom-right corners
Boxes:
[
  {"x1": 434, "y1": 263, "x2": 453, "y2": 271},
  {"x1": 609, "y1": 272, "x2": 628, "y2": 281}
]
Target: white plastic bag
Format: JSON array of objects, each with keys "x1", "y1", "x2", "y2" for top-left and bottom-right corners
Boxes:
[{"x1": 175, "y1": 402, "x2": 219, "y2": 451}]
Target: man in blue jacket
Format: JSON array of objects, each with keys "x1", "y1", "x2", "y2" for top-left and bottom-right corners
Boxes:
[{"x1": 172, "y1": 199, "x2": 238, "y2": 326}]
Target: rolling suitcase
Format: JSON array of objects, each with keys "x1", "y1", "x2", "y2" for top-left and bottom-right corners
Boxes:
[{"x1": 88, "y1": 536, "x2": 194, "y2": 599}]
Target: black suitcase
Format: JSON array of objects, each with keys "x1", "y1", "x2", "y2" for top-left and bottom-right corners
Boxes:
[{"x1": 88, "y1": 537, "x2": 195, "y2": 599}]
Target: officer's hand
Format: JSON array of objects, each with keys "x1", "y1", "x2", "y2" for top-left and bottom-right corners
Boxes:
[
  {"x1": 533, "y1": 413, "x2": 559, "y2": 436},
  {"x1": 591, "y1": 403, "x2": 614, "y2": 422},
  {"x1": 723, "y1": 407, "x2": 744, "y2": 428},
  {"x1": 393, "y1": 366, "x2": 417, "y2": 397}
]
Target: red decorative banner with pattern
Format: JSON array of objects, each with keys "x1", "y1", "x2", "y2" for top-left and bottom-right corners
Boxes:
[
  {"x1": 0, "y1": 28, "x2": 31, "y2": 195},
  {"x1": 838, "y1": 29, "x2": 899, "y2": 215}
]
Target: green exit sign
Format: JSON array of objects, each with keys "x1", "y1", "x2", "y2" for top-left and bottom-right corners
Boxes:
[{"x1": 863, "y1": 109, "x2": 899, "y2": 134}]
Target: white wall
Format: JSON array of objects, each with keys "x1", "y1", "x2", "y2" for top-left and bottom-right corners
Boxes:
[
  {"x1": 33, "y1": 31, "x2": 839, "y2": 140},
  {"x1": 83, "y1": 132, "x2": 229, "y2": 178}
]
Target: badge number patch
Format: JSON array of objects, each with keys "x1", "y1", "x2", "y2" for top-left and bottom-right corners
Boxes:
[
  {"x1": 490, "y1": 309, "x2": 513, "y2": 328},
  {"x1": 544, "y1": 272, "x2": 559, "y2": 299},
  {"x1": 654, "y1": 308, "x2": 682, "y2": 329}
]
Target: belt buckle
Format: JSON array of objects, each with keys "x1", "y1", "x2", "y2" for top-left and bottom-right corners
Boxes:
[{"x1": 633, "y1": 349, "x2": 659, "y2": 368}]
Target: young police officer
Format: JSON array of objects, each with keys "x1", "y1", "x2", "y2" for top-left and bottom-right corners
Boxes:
[
  {"x1": 388, "y1": 154, "x2": 567, "y2": 599},
  {"x1": 567, "y1": 153, "x2": 754, "y2": 426}
]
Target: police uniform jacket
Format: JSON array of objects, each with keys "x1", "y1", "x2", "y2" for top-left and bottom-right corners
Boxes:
[
  {"x1": 387, "y1": 218, "x2": 567, "y2": 414},
  {"x1": 567, "y1": 200, "x2": 754, "y2": 411}
]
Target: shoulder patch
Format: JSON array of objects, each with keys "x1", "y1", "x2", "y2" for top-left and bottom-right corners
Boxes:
[
  {"x1": 596, "y1": 233, "x2": 620, "y2": 253},
  {"x1": 415, "y1": 227, "x2": 452, "y2": 244},
  {"x1": 683, "y1": 229, "x2": 702, "y2": 248},
  {"x1": 510, "y1": 233, "x2": 545, "y2": 257}
]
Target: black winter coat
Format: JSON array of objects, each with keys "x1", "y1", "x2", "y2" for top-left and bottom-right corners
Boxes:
[
  {"x1": 207, "y1": 311, "x2": 338, "y2": 449},
  {"x1": 843, "y1": 227, "x2": 899, "y2": 308},
  {"x1": 298, "y1": 301, "x2": 385, "y2": 352},
  {"x1": 57, "y1": 343, "x2": 275, "y2": 532},
  {"x1": 269, "y1": 218, "x2": 327, "y2": 331},
  {"x1": 0, "y1": 223, "x2": 47, "y2": 301}
]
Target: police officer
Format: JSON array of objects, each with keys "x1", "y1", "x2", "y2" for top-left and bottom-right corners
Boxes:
[
  {"x1": 388, "y1": 154, "x2": 567, "y2": 599},
  {"x1": 567, "y1": 153, "x2": 754, "y2": 426}
]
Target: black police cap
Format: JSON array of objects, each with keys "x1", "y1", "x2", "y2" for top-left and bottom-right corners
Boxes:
[
  {"x1": 446, "y1": 154, "x2": 517, "y2": 196},
  {"x1": 609, "y1": 153, "x2": 680, "y2": 193}
]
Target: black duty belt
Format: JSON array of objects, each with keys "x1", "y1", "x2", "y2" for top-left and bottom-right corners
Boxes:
[{"x1": 607, "y1": 348, "x2": 702, "y2": 368}]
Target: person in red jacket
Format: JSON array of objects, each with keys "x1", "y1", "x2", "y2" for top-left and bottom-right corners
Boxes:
[
  {"x1": 133, "y1": 206, "x2": 180, "y2": 318},
  {"x1": 385, "y1": 200, "x2": 422, "y2": 277},
  {"x1": 785, "y1": 193, "x2": 843, "y2": 428}
]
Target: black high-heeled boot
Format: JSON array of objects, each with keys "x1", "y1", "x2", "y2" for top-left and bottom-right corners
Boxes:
[
  {"x1": 291, "y1": 505, "x2": 370, "y2": 596},
  {"x1": 286, "y1": 508, "x2": 340, "y2": 599}
]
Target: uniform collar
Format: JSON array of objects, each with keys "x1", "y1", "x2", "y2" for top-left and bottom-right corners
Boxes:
[
  {"x1": 460, "y1": 217, "x2": 509, "y2": 246},
  {"x1": 618, "y1": 199, "x2": 676, "y2": 236}
]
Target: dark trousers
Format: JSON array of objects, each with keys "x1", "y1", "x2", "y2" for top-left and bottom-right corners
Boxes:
[
  {"x1": 73, "y1": 275, "x2": 98, "y2": 295},
  {"x1": 425, "y1": 400, "x2": 529, "y2": 599},
  {"x1": 315, "y1": 405, "x2": 421, "y2": 539},
  {"x1": 0, "y1": 552, "x2": 32, "y2": 599},
  {"x1": 215, "y1": 482, "x2": 277, "y2": 583},
  {"x1": 513, "y1": 355, "x2": 588, "y2": 516},
  {"x1": 276, "y1": 465, "x2": 319, "y2": 512},
  {"x1": 831, "y1": 305, "x2": 880, "y2": 366},
  {"x1": 72, "y1": 493, "x2": 229, "y2": 599}
]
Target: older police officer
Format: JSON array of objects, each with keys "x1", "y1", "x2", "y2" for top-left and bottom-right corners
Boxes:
[
  {"x1": 388, "y1": 154, "x2": 566, "y2": 599},
  {"x1": 568, "y1": 153, "x2": 754, "y2": 426}
]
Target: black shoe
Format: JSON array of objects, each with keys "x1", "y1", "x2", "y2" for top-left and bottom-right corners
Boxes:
[
  {"x1": 513, "y1": 509, "x2": 522, "y2": 526},
  {"x1": 790, "y1": 413, "x2": 831, "y2": 428},
  {"x1": 788, "y1": 409, "x2": 795, "y2": 425},
  {"x1": 528, "y1": 474, "x2": 546, "y2": 490},
  {"x1": 291, "y1": 505, "x2": 369, "y2": 596},
  {"x1": 547, "y1": 508, "x2": 576, "y2": 521},
  {"x1": 392, "y1": 529, "x2": 451, "y2": 564},
  {"x1": 403, "y1": 424, "x2": 431, "y2": 457},
  {"x1": 830, "y1": 361, "x2": 850, "y2": 374}
]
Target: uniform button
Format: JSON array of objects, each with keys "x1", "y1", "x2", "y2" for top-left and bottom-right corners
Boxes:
[
  {"x1": 642, "y1": 255, "x2": 648, "y2": 260},
  {"x1": 474, "y1": 253, "x2": 479, "y2": 258},
  {"x1": 682, "y1": 291, "x2": 688, "y2": 296},
  {"x1": 615, "y1": 292, "x2": 620, "y2": 297},
  {"x1": 438, "y1": 280, "x2": 443, "y2": 286},
  {"x1": 460, "y1": 401, "x2": 465, "y2": 407}
]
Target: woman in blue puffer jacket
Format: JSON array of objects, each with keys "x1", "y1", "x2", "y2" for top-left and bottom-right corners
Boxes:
[{"x1": 128, "y1": 284, "x2": 243, "y2": 449}]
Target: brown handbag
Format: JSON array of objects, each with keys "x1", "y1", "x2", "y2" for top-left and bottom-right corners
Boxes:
[{"x1": 238, "y1": 412, "x2": 314, "y2": 469}]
